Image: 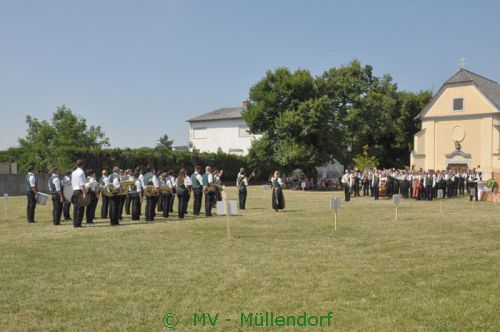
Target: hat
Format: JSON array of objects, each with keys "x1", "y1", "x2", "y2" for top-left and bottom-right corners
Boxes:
[{"x1": 240, "y1": 168, "x2": 245, "y2": 174}]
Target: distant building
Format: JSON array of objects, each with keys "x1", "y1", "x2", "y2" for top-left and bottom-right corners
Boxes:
[
  {"x1": 411, "y1": 68, "x2": 500, "y2": 178},
  {"x1": 187, "y1": 102, "x2": 261, "y2": 156}
]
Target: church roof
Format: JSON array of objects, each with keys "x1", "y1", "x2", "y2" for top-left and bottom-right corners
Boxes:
[
  {"x1": 416, "y1": 68, "x2": 500, "y2": 119},
  {"x1": 187, "y1": 107, "x2": 243, "y2": 123}
]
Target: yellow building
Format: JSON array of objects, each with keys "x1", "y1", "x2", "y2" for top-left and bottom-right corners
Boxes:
[{"x1": 411, "y1": 68, "x2": 500, "y2": 178}]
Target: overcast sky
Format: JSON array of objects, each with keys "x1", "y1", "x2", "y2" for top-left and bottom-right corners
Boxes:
[{"x1": 1, "y1": 0, "x2": 499, "y2": 149}]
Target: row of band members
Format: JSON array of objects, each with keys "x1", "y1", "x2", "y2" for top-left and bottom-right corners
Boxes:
[
  {"x1": 25, "y1": 161, "x2": 286, "y2": 226},
  {"x1": 340, "y1": 168, "x2": 483, "y2": 202}
]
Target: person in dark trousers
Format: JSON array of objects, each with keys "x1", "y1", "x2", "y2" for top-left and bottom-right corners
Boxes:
[
  {"x1": 85, "y1": 169, "x2": 98, "y2": 224},
  {"x1": 48, "y1": 167, "x2": 63, "y2": 225},
  {"x1": 190, "y1": 166, "x2": 203, "y2": 215},
  {"x1": 202, "y1": 165, "x2": 215, "y2": 217},
  {"x1": 25, "y1": 165, "x2": 38, "y2": 223},
  {"x1": 175, "y1": 169, "x2": 188, "y2": 219},
  {"x1": 107, "y1": 166, "x2": 121, "y2": 225},
  {"x1": 372, "y1": 170, "x2": 380, "y2": 200},
  {"x1": 341, "y1": 170, "x2": 351, "y2": 202},
  {"x1": 237, "y1": 168, "x2": 248, "y2": 209},
  {"x1": 62, "y1": 171, "x2": 72, "y2": 221},
  {"x1": 143, "y1": 167, "x2": 160, "y2": 222},
  {"x1": 99, "y1": 170, "x2": 109, "y2": 219},
  {"x1": 71, "y1": 160, "x2": 87, "y2": 227},
  {"x1": 129, "y1": 171, "x2": 143, "y2": 221}
]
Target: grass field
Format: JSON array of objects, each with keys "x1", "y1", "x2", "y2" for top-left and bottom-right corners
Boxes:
[{"x1": 0, "y1": 186, "x2": 498, "y2": 331}]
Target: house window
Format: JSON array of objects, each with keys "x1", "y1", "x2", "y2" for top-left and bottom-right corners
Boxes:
[
  {"x1": 453, "y1": 98, "x2": 464, "y2": 111},
  {"x1": 239, "y1": 125, "x2": 251, "y2": 137},
  {"x1": 193, "y1": 127, "x2": 207, "y2": 139}
]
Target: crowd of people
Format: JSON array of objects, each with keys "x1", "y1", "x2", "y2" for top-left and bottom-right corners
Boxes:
[
  {"x1": 339, "y1": 168, "x2": 484, "y2": 202},
  {"x1": 24, "y1": 160, "x2": 287, "y2": 227}
]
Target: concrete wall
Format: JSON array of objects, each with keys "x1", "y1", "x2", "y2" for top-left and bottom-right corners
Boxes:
[{"x1": 0, "y1": 173, "x2": 50, "y2": 196}]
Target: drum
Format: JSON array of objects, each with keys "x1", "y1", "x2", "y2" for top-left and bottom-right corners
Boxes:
[
  {"x1": 36, "y1": 192, "x2": 49, "y2": 205},
  {"x1": 78, "y1": 194, "x2": 90, "y2": 207},
  {"x1": 63, "y1": 184, "x2": 73, "y2": 202}
]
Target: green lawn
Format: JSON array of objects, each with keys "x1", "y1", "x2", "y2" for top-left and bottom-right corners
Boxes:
[{"x1": 0, "y1": 187, "x2": 498, "y2": 331}]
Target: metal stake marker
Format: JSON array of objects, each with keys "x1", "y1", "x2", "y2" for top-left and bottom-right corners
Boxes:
[
  {"x1": 3, "y1": 193, "x2": 8, "y2": 219},
  {"x1": 222, "y1": 192, "x2": 231, "y2": 239}
]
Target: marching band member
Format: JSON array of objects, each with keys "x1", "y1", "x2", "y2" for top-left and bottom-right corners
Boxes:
[
  {"x1": 214, "y1": 168, "x2": 224, "y2": 202},
  {"x1": 237, "y1": 168, "x2": 249, "y2": 209},
  {"x1": 48, "y1": 167, "x2": 63, "y2": 225},
  {"x1": 202, "y1": 165, "x2": 215, "y2": 217},
  {"x1": 372, "y1": 169, "x2": 380, "y2": 200},
  {"x1": 71, "y1": 160, "x2": 87, "y2": 227},
  {"x1": 61, "y1": 171, "x2": 72, "y2": 221},
  {"x1": 184, "y1": 171, "x2": 192, "y2": 215},
  {"x1": 190, "y1": 166, "x2": 204, "y2": 216},
  {"x1": 25, "y1": 165, "x2": 38, "y2": 223},
  {"x1": 108, "y1": 166, "x2": 121, "y2": 225},
  {"x1": 162, "y1": 171, "x2": 174, "y2": 218},
  {"x1": 124, "y1": 169, "x2": 133, "y2": 215},
  {"x1": 341, "y1": 170, "x2": 351, "y2": 202},
  {"x1": 85, "y1": 169, "x2": 98, "y2": 224},
  {"x1": 129, "y1": 170, "x2": 143, "y2": 221},
  {"x1": 143, "y1": 167, "x2": 160, "y2": 222},
  {"x1": 167, "y1": 170, "x2": 176, "y2": 213},
  {"x1": 157, "y1": 172, "x2": 166, "y2": 213},
  {"x1": 100, "y1": 170, "x2": 109, "y2": 219},
  {"x1": 175, "y1": 169, "x2": 188, "y2": 219},
  {"x1": 271, "y1": 171, "x2": 285, "y2": 211}
]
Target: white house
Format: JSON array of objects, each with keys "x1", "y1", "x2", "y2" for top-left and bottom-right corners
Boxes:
[{"x1": 187, "y1": 102, "x2": 261, "y2": 156}]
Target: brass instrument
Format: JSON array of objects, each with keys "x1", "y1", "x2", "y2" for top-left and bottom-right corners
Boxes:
[
  {"x1": 204, "y1": 183, "x2": 224, "y2": 193},
  {"x1": 102, "y1": 184, "x2": 125, "y2": 197},
  {"x1": 101, "y1": 176, "x2": 134, "y2": 197},
  {"x1": 143, "y1": 185, "x2": 160, "y2": 197}
]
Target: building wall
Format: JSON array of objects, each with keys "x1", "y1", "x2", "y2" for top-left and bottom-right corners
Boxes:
[
  {"x1": 411, "y1": 83, "x2": 500, "y2": 178},
  {"x1": 188, "y1": 119, "x2": 260, "y2": 155}
]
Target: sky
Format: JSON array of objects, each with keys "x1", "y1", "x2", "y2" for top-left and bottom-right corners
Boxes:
[{"x1": 1, "y1": 0, "x2": 499, "y2": 149}]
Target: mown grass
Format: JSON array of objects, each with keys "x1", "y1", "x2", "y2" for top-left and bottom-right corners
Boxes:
[{"x1": 0, "y1": 187, "x2": 498, "y2": 331}]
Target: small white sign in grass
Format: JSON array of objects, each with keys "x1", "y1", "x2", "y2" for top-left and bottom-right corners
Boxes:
[{"x1": 330, "y1": 197, "x2": 341, "y2": 231}]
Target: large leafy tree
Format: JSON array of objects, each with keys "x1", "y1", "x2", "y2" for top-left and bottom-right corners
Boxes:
[
  {"x1": 243, "y1": 68, "x2": 342, "y2": 175},
  {"x1": 18, "y1": 105, "x2": 109, "y2": 171},
  {"x1": 244, "y1": 60, "x2": 432, "y2": 173}
]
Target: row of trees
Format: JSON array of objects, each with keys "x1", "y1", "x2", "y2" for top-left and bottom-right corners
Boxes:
[
  {"x1": 243, "y1": 60, "x2": 432, "y2": 174},
  {"x1": 0, "y1": 106, "x2": 251, "y2": 181}
]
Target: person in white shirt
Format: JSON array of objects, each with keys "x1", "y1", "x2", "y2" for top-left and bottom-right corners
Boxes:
[
  {"x1": 25, "y1": 165, "x2": 38, "y2": 223},
  {"x1": 61, "y1": 171, "x2": 72, "y2": 221},
  {"x1": 71, "y1": 159, "x2": 87, "y2": 227},
  {"x1": 174, "y1": 169, "x2": 188, "y2": 219},
  {"x1": 100, "y1": 170, "x2": 109, "y2": 219},
  {"x1": 183, "y1": 172, "x2": 193, "y2": 216},
  {"x1": 108, "y1": 166, "x2": 122, "y2": 225},
  {"x1": 202, "y1": 165, "x2": 215, "y2": 217},
  {"x1": 190, "y1": 166, "x2": 204, "y2": 216},
  {"x1": 48, "y1": 167, "x2": 63, "y2": 225},
  {"x1": 341, "y1": 170, "x2": 351, "y2": 202},
  {"x1": 144, "y1": 166, "x2": 160, "y2": 222},
  {"x1": 85, "y1": 169, "x2": 98, "y2": 224},
  {"x1": 130, "y1": 170, "x2": 143, "y2": 221}
]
